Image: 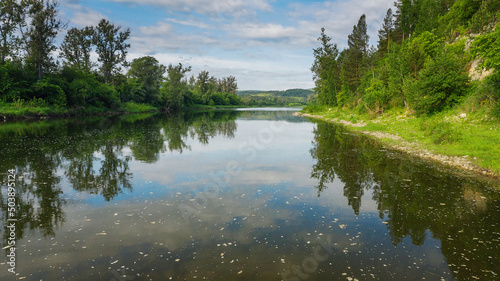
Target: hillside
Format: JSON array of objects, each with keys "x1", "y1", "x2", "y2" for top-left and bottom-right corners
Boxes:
[
  {"x1": 303, "y1": 0, "x2": 500, "y2": 176},
  {"x1": 237, "y1": 88, "x2": 314, "y2": 106}
]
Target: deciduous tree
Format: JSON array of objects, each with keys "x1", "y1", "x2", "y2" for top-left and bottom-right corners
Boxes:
[{"x1": 93, "y1": 19, "x2": 130, "y2": 84}]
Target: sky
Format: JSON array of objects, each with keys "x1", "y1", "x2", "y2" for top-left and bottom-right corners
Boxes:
[{"x1": 58, "y1": 0, "x2": 394, "y2": 90}]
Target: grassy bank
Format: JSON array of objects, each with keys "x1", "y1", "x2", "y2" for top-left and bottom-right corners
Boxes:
[
  {"x1": 299, "y1": 105, "x2": 500, "y2": 178},
  {"x1": 0, "y1": 101, "x2": 158, "y2": 119}
]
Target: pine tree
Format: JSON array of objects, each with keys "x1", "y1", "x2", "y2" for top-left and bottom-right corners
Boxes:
[
  {"x1": 378, "y1": 8, "x2": 394, "y2": 56},
  {"x1": 344, "y1": 14, "x2": 369, "y2": 95},
  {"x1": 311, "y1": 28, "x2": 340, "y2": 105}
]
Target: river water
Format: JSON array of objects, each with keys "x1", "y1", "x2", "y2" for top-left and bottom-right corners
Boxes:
[{"x1": 0, "y1": 108, "x2": 498, "y2": 281}]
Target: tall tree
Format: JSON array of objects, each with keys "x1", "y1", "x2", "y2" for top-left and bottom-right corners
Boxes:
[
  {"x1": 163, "y1": 63, "x2": 191, "y2": 110},
  {"x1": 194, "y1": 70, "x2": 211, "y2": 104},
  {"x1": 25, "y1": 0, "x2": 65, "y2": 80},
  {"x1": 378, "y1": 8, "x2": 394, "y2": 56},
  {"x1": 344, "y1": 14, "x2": 369, "y2": 95},
  {"x1": 218, "y1": 76, "x2": 238, "y2": 95},
  {"x1": 311, "y1": 27, "x2": 339, "y2": 105},
  {"x1": 93, "y1": 19, "x2": 130, "y2": 84},
  {"x1": 0, "y1": 0, "x2": 26, "y2": 65},
  {"x1": 60, "y1": 26, "x2": 94, "y2": 71},
  {"x1": 128, "y1": 56, "x2": 166, "y2": 103},
  {"x1": 393, "y1": 0, "x2": 420, "y2": 42}
]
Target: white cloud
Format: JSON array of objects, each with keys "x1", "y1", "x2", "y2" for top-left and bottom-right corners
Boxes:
[
  {"x1": 231, "y1": 23, "x2": 297, "y2": 40},
  {"x1": 289, "y1": 0, "x2": 394, "y2": 48},
  {"x1": 60, "y1": 2, "x2": 107, "y2": 27},
  {"x1": 140, "y1": 22, "x2": 173, "y2": 36},
  {"x1": 105, "y1": 0, "x2": 272, "y2": 17},
  {"x1": 165, "y1": 18, "x2": 210, "y2": 29}
]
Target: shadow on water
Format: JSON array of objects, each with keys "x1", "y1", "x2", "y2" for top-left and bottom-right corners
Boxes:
[{"x1": 310, "y1": 120, "x2": 500, "y2": 281}]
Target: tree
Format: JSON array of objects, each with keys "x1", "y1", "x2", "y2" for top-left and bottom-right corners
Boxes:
[
  {"x1": 25, "y1": 0, "x2": 65, "y2": 80},
  {"x1": 60, "y1": 26, "x2": 94, "y2": 72},
  {"x1": 163, "y1": 63, "x2": 191, "y2": 110},
  {"x1": 218, "y1": 76, "x2": 238, "y2": 95},
  {"x1": 393, "y1": 0, "x2": 419, "y2": 42},
  {"x1": 344, "y1": 14, "x2": 369, "y2": 95},
  {"x1": 194, "y1": 70, "x2": 211, "y2": 104},
  {"x1": 0, "y1": 0, "x2": 26, "y2": 65},
  {"x1": 128, "y1": 56, "x2": 166, "y2": 104},
  {"x1": 311, "y1": 27, "x2": 340, "y2": 105},
  {"x1": 93, "y1": 18, "x2": 130, "y2": 84},
  {"x1": 378, "y1": 8, "x2": 394, "y2": 56}
]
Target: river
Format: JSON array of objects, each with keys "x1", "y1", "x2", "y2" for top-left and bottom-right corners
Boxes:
[{"x1": 0, "y1": 108, "x2": 498, "y2": 280}]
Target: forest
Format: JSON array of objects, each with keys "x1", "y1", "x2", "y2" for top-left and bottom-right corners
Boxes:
[
  {"x1": 0, "y1": 0, "x2": 243, "y2": 117},
  {"x1": 308, "y1": 0, "x2": 500, "y2": 119}
]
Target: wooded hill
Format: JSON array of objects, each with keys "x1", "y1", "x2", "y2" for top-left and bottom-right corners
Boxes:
[
  {"x1": 310, "y1": 0, "x2": 500, "y2": 118},
  {"x1": 237, "y1": 89, "x2": 314, "y2": 106}
]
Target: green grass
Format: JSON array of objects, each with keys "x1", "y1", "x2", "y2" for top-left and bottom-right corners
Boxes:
[
  {"x1": 118, "y1": 102, "x2": 157, "y2": 113},
  {"x1": 0, "y1": 100, "x2": 159, "y2": 119},
  {"x1": 302, "y1": 105, "x2": 500, "y2": 176}
]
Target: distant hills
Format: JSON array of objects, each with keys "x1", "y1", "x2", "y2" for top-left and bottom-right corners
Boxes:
[
  {"x1": 237, "y1": 89, "x2": 314, "y2": 98},
  {"x1": 236, "y1": 89, "x2": 315, "y2": 106}
]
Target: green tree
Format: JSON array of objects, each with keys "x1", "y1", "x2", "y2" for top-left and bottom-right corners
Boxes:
[
  {"x1": 93, "y1": 18, "x2": 130, "y2": 84},
  {"x1": 343, "y1": 14, "x2": 369, "y2": 96},
  {"x1": 0, "y1": 0, "x2": 26, "y2": 65},
  {"x1": 163, "y1": 63, "x2": 191, "y2": 110},
  {"x1": 378, "y1": 8, "x2": 394, "y2": 56},
  {"x1": 25, "y1": 0, "x2": 65, "y2": 80},
  {"x1": 60, "y1": 26, "x2": 94, "y2": 72},
  {"x1": 128, "y1": 56, "x2": 166, "y2": 104},
  {"x1": 405, "y1": 50, "x2": 469, "y2": 115},
  {"x1": 194, "y1": 70, "x2": 211, "y2": 104},
  {"x1": 311, "y1": 27, "x2": 340, "y2": 105}
]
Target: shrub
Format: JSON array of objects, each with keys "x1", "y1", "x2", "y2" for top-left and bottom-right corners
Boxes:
[
  {"x1": 405, "y1": 51, "x2": 470, "y2": 115},
  {"x1": 363, "y1": 79, "x2": 390, "y2": 114},
  {"x1": 30, "y1": 80, "x2": 67, "y2": 107}
]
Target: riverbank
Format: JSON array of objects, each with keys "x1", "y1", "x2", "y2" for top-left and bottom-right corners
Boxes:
[{"x1": 295, "y1": 108, "x2": 500, "y2": 179}]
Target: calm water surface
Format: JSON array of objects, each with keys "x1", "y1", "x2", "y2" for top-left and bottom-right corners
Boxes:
[{"x1": 0, "y1": 109, "x2": 498, "y2": 281}]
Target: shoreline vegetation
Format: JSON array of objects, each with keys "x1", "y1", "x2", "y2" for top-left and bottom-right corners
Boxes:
[
  {"x1": 303, "y1": 1, "x2": 500, "y2": 180},
  {"x1": 295, "y1": 108, "x2": 500, "y2": 180}
]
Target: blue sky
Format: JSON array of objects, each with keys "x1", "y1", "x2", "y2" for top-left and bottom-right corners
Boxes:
[{"x1": 59, "y1": 0, "x2": 394, "y2": 90}]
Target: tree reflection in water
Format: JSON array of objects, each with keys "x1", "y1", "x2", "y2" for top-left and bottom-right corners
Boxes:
[
  {"x1": 309, "y1": 120, "x2": 500, "y2": 280},
  {"x1": 0, "y1": 111, "x2": 239, "y2": 246}
]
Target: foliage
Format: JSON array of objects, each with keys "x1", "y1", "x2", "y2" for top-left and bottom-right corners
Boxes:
[
  {"x1": 30, "y1": 80, "x2": 67, "y2": 107},
  {"x1": 362, "y1": 79, "x2": 390, "y2": 114},
  {"x1": 119, "y1": 101, "x2": 156, "y2": 113},
  {"x1": 0, "y1": 0, "x2": 26, "y2": 65},
  {"x1": 128, "y1": 56, "x2": 166, "y2": 104},
  {"x1": 405, "y1": 50, "x2": 470, "y2": 115},
  {"x1": 25, "y1": 0, "x2": 65, "y2": 80},
  {"x1": 60, "y1": 26, "x2": 95, "y2": 71},
  {"x1": 93, "y1": 19, "x2": 130, "y2": 84}
]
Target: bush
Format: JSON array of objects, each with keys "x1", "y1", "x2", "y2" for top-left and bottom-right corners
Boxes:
[
  {"x1": 363, "y1": 79, "x2": 390, "y2": 114},
  {"x1": 30, "y1": 80, "x2": 67, "y2": 107},
  {"x1": 405, "y1": 51, "x2": 470, "y2": 115}
]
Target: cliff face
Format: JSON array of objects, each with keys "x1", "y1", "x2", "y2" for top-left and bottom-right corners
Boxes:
[{"x1": 469, "y1": 58, "x2": 493, "y2": 81}]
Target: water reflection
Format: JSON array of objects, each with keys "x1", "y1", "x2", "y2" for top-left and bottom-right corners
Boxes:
[
  {"x1": 0, "y1": 111, "x2": 497, "y2": 281},
  {"x1": 310, "y1": 120, "x2": 500, "y2": 280},
  {"x1": 0, "y1": 111, "x2": 240, "y2": 245}
]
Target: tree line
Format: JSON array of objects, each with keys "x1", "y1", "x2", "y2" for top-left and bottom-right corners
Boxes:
[
  {"x1": 311, "y1": 0, "x2": 500, "y2": 117},
  {"x1": 0, "y1": 0, "x2": 242, "y2": 112}
]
